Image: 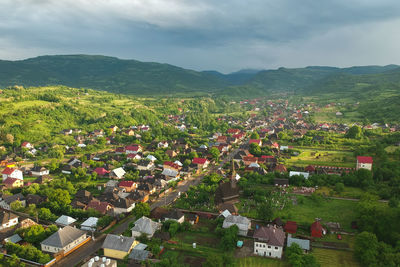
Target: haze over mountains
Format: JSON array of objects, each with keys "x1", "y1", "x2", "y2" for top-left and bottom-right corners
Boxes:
[{"x1": 0, "y1": 55, "x2": 399, "y2": 96}]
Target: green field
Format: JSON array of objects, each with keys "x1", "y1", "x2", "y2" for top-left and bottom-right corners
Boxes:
[
  {"x1": 284, "y1": 148, "x2": 355, "y2": 167},
  {"x1": 316, "y1": 186, "x2": 366, "y2": 199},
  {"x1": 275, "y1": 196, "x2": 363, "y2": 232},
  {"x1": 312, "y1": 248, "x2": 360, "y2": 267},
  {"x1": 235, "y1": 257, "x2": 289, "y2": 267}
]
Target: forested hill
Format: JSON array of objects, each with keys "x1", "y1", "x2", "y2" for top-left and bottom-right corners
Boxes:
[
  {"x1": 0, "y1": 55, "x2": 229, "y2": 94},
  {"x1": 0, "y1": 55, "x2": 399, "y2": 97}
]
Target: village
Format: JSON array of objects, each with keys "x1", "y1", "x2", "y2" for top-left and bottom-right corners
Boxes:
[{"x1": 0, "y1": 97, "x2": 399, "y2": 267}]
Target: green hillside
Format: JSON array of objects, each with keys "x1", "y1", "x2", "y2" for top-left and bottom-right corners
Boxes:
[{"x1": 0, "y1": 55, "x2": 228, "y2": 95}]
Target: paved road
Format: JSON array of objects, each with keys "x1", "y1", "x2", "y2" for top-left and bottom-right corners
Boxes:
[{"x1": 55, "y1": 140, "x2": 246, "y2": 266}]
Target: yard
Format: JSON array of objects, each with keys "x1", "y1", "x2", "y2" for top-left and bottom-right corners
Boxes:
[
  {"x1": 316, "y1": 186, "x2": 365, "y2": 199},
  {"x1": 235, "y1": 257, "x2": 289, "y2": 267},
  {"x1": 283, "y1": 148, "x2": 355, "y2": 168},
  {"x1": 312, "y1": 248, "x2": 359, "y2": 267},
  {"x1": 275, "y1": 196, "x2": 361, "y2": 232}
]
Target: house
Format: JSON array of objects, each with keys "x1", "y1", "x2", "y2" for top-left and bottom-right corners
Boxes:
[
  {"x1": 19, "y1": 218, "x2": 37, "y2": 229},
  {"x1": 30, "y1": 166, "x2": 50, "y2": 176},
  {"x1": 125, "y1": 145, "x2": 142, "y2": 154},
  {"x1": 0, "y1": 211, "x2": 18, "y2": 230},
  {"x1": 222, "y1": 215, "x2": 251, "y2": 236},
  {"x1": 311, "y1": 221, "x2": 326, "y2": 238},
  {"x1": 55, "y1": 215, "x2": 77, "y2": 226},
  {"x1": 21, "y1": 141, "x2": 34, "y2": 149},
  {"x1": 136, "y1": 160, "x2": 155, "y2": 171},
  {"x1": 118, "y1": 180, "x2": 137, "y2": 192},
  {"x1": 129, "y1": 245, "x2": 150, "y2": 262},
  {"x1": 41, "y1": 226, "x2": 87, "y2": 254},
  {"x1": 192, "y1": 158, "x2": 209, "y2": 169},
  {"x1": 163, "y1": 209, "x2": 185, "y2": 223},
  {"x1": 249, "y1": 139, "x2": 262, "y2": 146},
  {"x1": 80, "y1": 217, "x2": 99, "y2": 232},
  {"x1": 3, "y1": 178, "x2": 24, "y2": 188},
  {"x1": 2, "y1": 167, "x2": 23, "y2": 181},
  {"x1": 93, "y1": 167, "x2": 110, "y2": 177},
  {"x1": 157, "y1": 141, "x2": 169, "y2": 148},
  {"x1": 4, "y1": 234, "x2": 22, "y2": 244},
  {"x1": 131, "y1": 216, "x2": 162, "y2": 238},
  {"x1": 102, "y1": 234, "x2": 138, "y2": 259},
  {"x1": 166, "y1": 150, "x2": 178, "y2": 158},
  {"x1": 86, "y1": 200, "x2": 113, "y2": 215},
  {"x1": 109, "y1": 125, "x2": 118, "y2": 133},
  {"x1": 26, "y1": 194, "x2": 46, "y2": 206},
  {"x1": 113, "y1": 198, "x2": 136, "y2": 215},
  {"x1": 0, "y1": 193, "x2": 26, "y2": 209},
  {"x1": 161, "y1": 168, "x2": 180, "y2": 182},
  {"x1": 287, "y1": 234, "x2": 310, "y2": 252},
  {"x1": 356, "y1": 156, "x2": 373, "y2": 171},
  {"x1": 110, "y1": 167, "x2": 126, "y2": 179},
  {"x1": 284, "y1": 221, "x2": 298, "y2": 234},
  {"x1": 289, "y1": 171, "x2": 310, "y2": 179},
  {"x1": 253, "y1": 225, "x2": 285, "y2": 259}
]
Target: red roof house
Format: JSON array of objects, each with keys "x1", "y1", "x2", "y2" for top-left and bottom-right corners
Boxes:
[
  {"x1": 249, "y1": 139, "x2": 262, "y2": 146},
  {"x1": 86, "y1": 200, "x2": 113, "y2": 215},
  {"x1": 227, "y1": 128, "x2": 240, "y2": 134},
  {"x1": 93, "y1": 167, "x2": 109, "y2": 177},
  {"x1": 284, "y1": 221, "x2": 298, "y2": 234},
  {"x1": 311, "y1": 221, "x2": 325, "y2": 238},
  {"x1": 192, "y1": 158, "x2": 208, "y2": 165},
  {"x1": 305, "y1": 165, "x2": 316, "y2": 172},
  {"x1": 274, "y1": 164, "x2": 287, "y2": 173},
  {"x1": 118, "y1": 180, "x2": 137, "y2": 192},
  {"x1": 356, "y1": 156, "x2": 373, "y2": 171}
]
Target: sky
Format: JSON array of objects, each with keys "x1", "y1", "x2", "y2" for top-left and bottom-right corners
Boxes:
[{"x1": 1, "y1": 0, "x2": 400, "y2": 73}]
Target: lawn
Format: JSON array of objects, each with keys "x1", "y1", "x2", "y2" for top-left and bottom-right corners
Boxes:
[
  {"x1": 275, "y1": 196, "x2": 361, "y2": 232},
  {"x1": 235, "y1": 257, "x2": 289, "y2": 267},
  {"x1": 312, "y1": 248, "x2": 360, "y2": 267},
  {"x1": 316, "y1": 186, "x2": 366, "y2": 199},
  {"x1": 283, "y1": 148, "x2": 355, "y2": 168}
]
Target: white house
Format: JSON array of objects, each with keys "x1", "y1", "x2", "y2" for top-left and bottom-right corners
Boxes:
[
  {"x1": 30, "y1": 166, "x2": 50, "y2": 177},
  {"x1": 131, "y1": 216, "x2": 161, "y2": 238},
  {"x1": 253, "y1": 225, "x2": 285, "y2": 259},
  {"x1": 356, "y1": 156, "x2": 373, "y2": 171},
  {"x1": 222, "y1": 215, "x2": 251, "y2": 236},
  {"x1": 2, "y1": 167, "x2": 23, "y2": 182},
  {"x1": 55, "y1": 215, "x2": 77, "y2": 226},
  {"x1": 289, "y1": 171, "x2": 310, "y2": 179},
  {"x1": 110, "y1": 167, "x2": 126, "y2": 179},
  {"x1": 0, "y1": 211, "x2": 19, "y2": 230},
  {"x1": 0, "y1": 194, "x2": 26, "y2": 210},
  {"x1": 81, "y1": 217, "x2": 99, "y2": 232},
  {"x1": 41, "y1": 226, "x2": 87, "y2": 254},
  {"x1": 163, "y1": 209, "x2": 185, "y2": 224}
]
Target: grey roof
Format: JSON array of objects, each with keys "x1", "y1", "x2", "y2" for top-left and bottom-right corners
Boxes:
[
  {"x1": 287, "y1": 234, "x2": 310, "y2": 251},
  {"x1": 4, "y1": 234, "x2": 22, "y2": 243},
  {"x1": 102, "y1": 234, "x2": 135, "y2": 252},
  {"x1": 81, "y1": 217, "x2": 98, "y2": 228},
  {"x1": 133, "y1": 243, "x2": 148, "y2": 250},
  {"x1": 253, "y1": 225, "x2": 285, "y2": 247},
  {"x1": 2, "y1": 193, "x2": 25, "y2": 204},
  {"x1": 41, "y1": 226, "x2": 86, "y2": 248},
  {"x1": 55, "y1": 215, "x2": 76, "y2": 226},
  {"x1": 222, "y1": 215, "x2": 250, "y2": 232},
  {"x1": 131, "y1": 216, "x2": 161, "y2": 236},
  {"x1": 129, "y1": 249, "x2": 149, "y2": 261},
  {"x1": 161, "y1": 168, "x2": 179, "y2": 177}
]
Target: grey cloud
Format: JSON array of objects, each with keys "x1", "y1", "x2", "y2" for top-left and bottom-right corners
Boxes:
[{"x1": 0, "y1": 0, "x2": 400, "y2": 72}]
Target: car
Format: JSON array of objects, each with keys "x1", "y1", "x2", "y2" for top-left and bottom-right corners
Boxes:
[{"x1": 337, "y1": 234, "x2": 342, "y2": 240}]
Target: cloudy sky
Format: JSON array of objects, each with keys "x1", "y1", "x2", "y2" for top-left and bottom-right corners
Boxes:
[{"x1": 1, "y1": 0, "x2": 400, "y2": 73}]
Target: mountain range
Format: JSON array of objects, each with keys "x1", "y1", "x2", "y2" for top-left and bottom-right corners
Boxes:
[{"x1": 0, "y1": 55, "x2": 399, "y2": 97}]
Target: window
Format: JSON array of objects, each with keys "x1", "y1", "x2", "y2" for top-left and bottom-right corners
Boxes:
[
  {"x1": 256, "y1": 249, "x2": 258, "y2": 253},
  {"x1": 268, "y1": 246, "x2": 271, "y2": 249},
  {"x1": 263, "y1": 244, "x2": 265, "y2": 248},
  {"x1": 275, "y1": 246, "x2": 278, "y2": 250}
]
